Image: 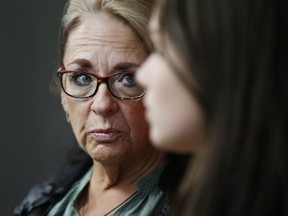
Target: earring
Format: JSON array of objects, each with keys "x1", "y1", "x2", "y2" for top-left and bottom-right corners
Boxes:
[{"x1": 65, "y1": 112, "x2": 70, "y2": 123}]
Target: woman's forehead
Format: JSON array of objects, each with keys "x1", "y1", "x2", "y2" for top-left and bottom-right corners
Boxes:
[
  {"x1": 67, "y1": 13, "x2": 140, "y2": 47},
  {"x1": 63, "y1": 14, "x2": 147, "y2": 73}
]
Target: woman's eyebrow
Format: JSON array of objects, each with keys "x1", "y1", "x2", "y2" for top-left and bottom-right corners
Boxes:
[
  {"x1": 68, "y1": 59, "x2": 93, "y2": 69},
  {"x1": 113, "y1": 62, "x2": 140, "y2": 71},
  {"x1": 148, "y1": 16, "x2": 160, "y2": 38}
]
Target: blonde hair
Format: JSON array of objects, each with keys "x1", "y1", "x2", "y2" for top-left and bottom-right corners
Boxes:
[{"x1": 60, "y1": 0, "x2": 154, "y2": 62}]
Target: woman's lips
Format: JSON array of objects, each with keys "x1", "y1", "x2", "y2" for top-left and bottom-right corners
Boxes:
[{"x1": 90, "y1": 129, "x2": 123, "y2": 143}]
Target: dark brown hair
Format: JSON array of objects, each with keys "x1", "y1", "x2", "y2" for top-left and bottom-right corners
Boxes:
[{"x1": 157, "y1": 0, "x2": 288, "y2": 215}]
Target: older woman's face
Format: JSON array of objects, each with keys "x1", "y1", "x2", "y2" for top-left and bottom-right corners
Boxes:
[
  {"x1": 62, "y1": 13, "x2": 152, "y2": 164},
  {"x1": 136, "y1": 12, "x2": 205, "y2": 153}
]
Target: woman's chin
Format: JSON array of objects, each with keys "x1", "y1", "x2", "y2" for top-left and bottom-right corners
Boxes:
[
  {"x1": 150, "y1": 132, "x2": 193, "y2": 153},
  {"x1": 88, "y1": 145, "x2": 123, "y2": 164}
]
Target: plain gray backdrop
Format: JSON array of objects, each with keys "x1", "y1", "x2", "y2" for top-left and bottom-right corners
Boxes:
[{"x1": 0, "y1": 1, "x2": 78, "y2": 214}]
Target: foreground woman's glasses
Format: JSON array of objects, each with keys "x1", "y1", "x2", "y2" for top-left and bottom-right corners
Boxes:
[{"x1": 57, "y1": 66, "x2": 146, "y2": 100}]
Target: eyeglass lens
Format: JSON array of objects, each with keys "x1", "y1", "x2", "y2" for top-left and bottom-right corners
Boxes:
[{"x1": 61, "y1": 72, "x2": 145, "y2": 99}]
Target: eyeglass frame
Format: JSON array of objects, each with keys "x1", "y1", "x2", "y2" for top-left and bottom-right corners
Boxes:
[{"x1": 57, "y1": 66, "x2": 146, "y2": 100}]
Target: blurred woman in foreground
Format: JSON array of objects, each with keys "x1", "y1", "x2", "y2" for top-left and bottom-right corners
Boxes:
[{"x1": 137, "y1": 0, "x2": 288, "y2": 215}]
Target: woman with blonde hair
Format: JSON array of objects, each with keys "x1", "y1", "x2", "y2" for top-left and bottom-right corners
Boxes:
[{"x1": 14, "y1": 0, "x2": 170, "y2": 215}]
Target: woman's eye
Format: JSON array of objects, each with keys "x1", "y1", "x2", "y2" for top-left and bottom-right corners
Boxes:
[
  {"x1": 71, "y1": 73, "x2": 93, "y2": 86},
  {"x1": 119, "y1": 74, "x2": 136, "y2": 87}
]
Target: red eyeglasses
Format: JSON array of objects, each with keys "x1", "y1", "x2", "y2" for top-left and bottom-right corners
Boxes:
[{"x1": 57, "y1": 66, "x2": 145, "y2": 100}]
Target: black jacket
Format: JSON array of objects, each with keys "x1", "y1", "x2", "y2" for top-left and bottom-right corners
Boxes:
[
  {"x1": 14, "y1": 148, "x2": 188, "y2": 216},
  {"x1": 14, "y1": 148, "x2": 92, "y2": 216}
]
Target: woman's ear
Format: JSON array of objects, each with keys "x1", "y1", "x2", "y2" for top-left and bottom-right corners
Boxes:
[
  {"x1": 61, "y1": 93, "x2": 70, "y2": 123},
  {"x1": 61, "y1": 93, "x2": 68, "y2": 111}
]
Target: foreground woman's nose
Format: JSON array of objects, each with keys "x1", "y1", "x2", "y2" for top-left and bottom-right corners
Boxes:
[{"x1": 90, "y1": 84, "x2": 118, "y2": 116}]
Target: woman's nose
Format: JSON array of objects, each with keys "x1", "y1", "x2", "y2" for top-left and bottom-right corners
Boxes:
[{"x1": 90, "y1": 84, "x2": 119, "y2": 116}]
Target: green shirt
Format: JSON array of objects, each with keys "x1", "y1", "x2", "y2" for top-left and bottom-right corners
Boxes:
[{"x1": 47, "y1": 166, "x2": 167, "y2": 216}]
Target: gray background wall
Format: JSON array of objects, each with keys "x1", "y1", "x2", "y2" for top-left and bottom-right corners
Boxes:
[{"x1": 0, "y1": 1, "x2": 77, "y2": 215}]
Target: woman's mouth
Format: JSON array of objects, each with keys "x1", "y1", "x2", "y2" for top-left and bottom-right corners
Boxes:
[{"x1": 90, "y1": 128, "x2": 123, "y2": 143}]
